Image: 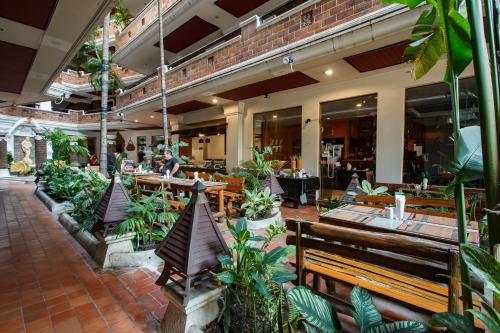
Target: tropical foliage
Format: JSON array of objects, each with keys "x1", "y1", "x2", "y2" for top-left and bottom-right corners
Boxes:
[
  {"x1": 112, "y1": 0, "x2": 133, "y2": 29},
  {"x1": 381, "y1": 0, "x2": 471, "y2": 82},
  {"x1": 116, "y1": 190, "x2": 178, "y2": 248},
  {"x1": 348, "y1": 180, "x2": 388, "y2": 197},
  {"x1": 430, "y1": 244, "x2": 500, "y2": 332},
  {"x1": 83, "y1": 47, "x2": 124, "y2": 92},
  {"x1": 241, "y1": 187, "x2": 277, "y2": 220},
  {"x1": 240, "y1": 146, "x2": 277, "y2": 177},
  {"x1": 43, "y1": 129, "x2": 89, "y2": 162},
  {"x1": 287, "y1": 286, "x2": 426, "y2": 332},
  {"x1": 216, "y1": 219, "x2": 295, "y2": 333}
]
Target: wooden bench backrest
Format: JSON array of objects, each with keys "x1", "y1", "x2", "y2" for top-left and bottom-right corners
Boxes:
[
  {"x1": 223, "y1": 176, "x2": 245, "y2": 193},
  {"x1": 285, "y1": 218, "x2": 457, "y2": 283},
  {"x1": 354, "y1": 195, "x2": 467, "y2": 217}
]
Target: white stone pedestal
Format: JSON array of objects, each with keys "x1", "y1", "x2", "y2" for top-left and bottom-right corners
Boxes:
[
  {"x1": 160, "y1": 280, "x2": 223, "y2": 333},
  {"x1": 94, "y1": 232, "x2": 135, "y2": 268}
]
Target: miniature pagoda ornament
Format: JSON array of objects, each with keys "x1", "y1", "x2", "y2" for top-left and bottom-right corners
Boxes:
[
  {"x1": 261, "y1": 173, "x2": 284, "y2": 196},
  {"x1": 95, "y1": 172, "x2": 131, "y2": 235},
  {"x1": 155, "y1": 181, "x2": 230, "y2": 305},
  {"x1": 341, "y1": 172, "x2": 363, "y2": 203}
]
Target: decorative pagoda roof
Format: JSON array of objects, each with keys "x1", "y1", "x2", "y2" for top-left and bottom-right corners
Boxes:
[
  {"x1": 155, "y1": 181, "x2": 229, "y2": 277},
  {"x1": 261, "y1": 173, "x2": 284, "y2": 195},
  {"x1": 340, "y1": 172, "x2": 363, "y2": 203},
  {"x1": 95, "y1": 173, "x2": 131, "y2": 224}
]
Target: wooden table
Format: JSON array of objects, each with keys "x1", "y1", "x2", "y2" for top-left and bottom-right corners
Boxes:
[
  {"x1": 141, "y1": 177, "x2": 226, "y2": 214},
  {"x1": 124, "y1": 172, "x2": 161, "y2": 187},
  {"x1": 319, "y1": 204, "x2": 479, "y2": 245}
]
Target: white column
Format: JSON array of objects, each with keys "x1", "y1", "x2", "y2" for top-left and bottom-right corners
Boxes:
[
  {"x1": 301, "y1": 99, "x2": 320, "y2": 176},
  {"x1": 375, "y1": 86, "x2": 405, "y2": 184},
  {"x1": 169, "y1": 115, "x2": 183, "y2": 145},
  {"x1": 224, "y1": 102, "x2": 246, "y2": 170}
]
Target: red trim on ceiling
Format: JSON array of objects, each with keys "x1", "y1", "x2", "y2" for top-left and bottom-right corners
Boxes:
[
  {"x1": 216, "y1": 72, "x2": 319, "y2": 101},
  {"x1": 0, "y1": 41, "x2": 37, "y2": 94},
  {"x1": 0, "y1": 0, "x2": 57, "y2": 29},
  {"x1": 156, "y1": 16, "x2": 219, "y2": 53},
  {"x1": 344, "y1": 41, "x2": 409, "y2": 73},
  {"x1": 155, "y1": 100, "x2": 213, "y2": 115},
  {"x1": 214, "y1": 0, "x2": 271, "y2": 17}
]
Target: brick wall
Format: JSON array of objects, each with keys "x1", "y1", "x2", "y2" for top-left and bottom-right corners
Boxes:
[
  {"x1": 116, "y1": 0, "x2": 383, "y2": 108},
  {"x1": 54, "y1": 66, "x2": 140, "y2": 85},
  {"x1": 35, "y1": 139, "x2": 47, "y2": 168},
  {"x1": 14, "y1": 136, "x2": 35, "y2": 163},
  {"x1": 0, "y1": 106, "x2": 121, "y2": 124},
  {"x1": 115, "y1": 0, "x2": 178, "y2": 50},
  {"x1": 0, "y1": 140, "x2": 7, "y2": 168}
]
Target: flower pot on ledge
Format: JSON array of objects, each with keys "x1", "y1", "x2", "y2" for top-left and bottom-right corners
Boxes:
[
  {"x1": 246, "y1": 211, "x2": 281, "y2": 231},
  {"x1": 94, "y1": 232, "x2": 135, "y2": 269}
]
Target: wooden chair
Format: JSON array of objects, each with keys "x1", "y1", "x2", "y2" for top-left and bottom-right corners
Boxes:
[
  {"x1": 286, "y1": 218, "x2": 470, "y2": 323},
  {"x1": 355, "y1": 195, "x2": 468, "y2": 218},
  {"x1": 207, "y1": 176, "x2": 245, "y2": 217},
  {"x1": 184, "y1": 171, "x2": 211, "y2": 181}
]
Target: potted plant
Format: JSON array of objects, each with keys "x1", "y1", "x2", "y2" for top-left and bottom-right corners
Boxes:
[{"x1": 241, "y1": 187, "x2": 280, "y2": 230}]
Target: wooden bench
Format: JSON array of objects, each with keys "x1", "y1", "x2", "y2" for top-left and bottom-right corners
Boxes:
[
  {"x1": 355, "y1": 195, "x2": 468, "y2": 217},
  {"x1": 209, "y1": 176, "x2": 245, "y2": 217},
  {"x1": 286, "y1": 218, "x2": 467, "y2": 322}
]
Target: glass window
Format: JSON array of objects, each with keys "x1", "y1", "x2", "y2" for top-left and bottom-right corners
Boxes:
[
  {"x1": 404, "y1": 77, "x2": 481, "y2": 187},
  {"x1": 253, "y1": 107, "x2": 302, "y2": 161},
  {"x1": 319, "y1": 94, "x2": 377, "y2": 197}
]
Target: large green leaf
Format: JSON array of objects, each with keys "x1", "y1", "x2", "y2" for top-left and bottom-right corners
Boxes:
[
  {"x1": 287, "y1": 286, "x2": 338, "y2": 333},
  {"x1": 264, "y1": 246, "x2": 287, "y2": 264},
  {"x1": 467, "y1": 309, "x2": 500, "y2": 332},
  {"x1": 379, "y1": 0, "x2": 426, "y2": 8},
  {"x1": 367, "y1": 321, "x2": 426, "y2": 333},
  {"x1": 349, "y1": 286, "x2": 382, "y2": 330},
  {"x1": 271, "y1": 271, "x2": 297, "y2": 284},
  {"x1": 216, "y1": 271, "x2": 234, "y2": 284},
  {"x1": 445, "y1": 126, "x2": 483, "y2": 187},
  {"x1": 446, "y1": 8, "x2": 472, "y2": 77},
  {"x1": 461, "y1": 244, "x2": 500, "y2": 296},
  {"x1": 406, "y1": 29, "x2": 445, "y2": 80},
  {"x1": 429, "y1": 312, "x2": 478, "y2": 332}
]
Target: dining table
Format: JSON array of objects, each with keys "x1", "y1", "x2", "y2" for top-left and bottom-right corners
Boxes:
[
  {"x1": 319, "y1": 204, "x2": 479, "y2": 246},
  {"x1": 140, "y1": 177, "x2": 227, "y2": 214}
]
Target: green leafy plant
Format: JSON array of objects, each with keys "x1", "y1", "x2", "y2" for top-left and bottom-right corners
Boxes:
[
  {"x1": 116, "y1": 190, "x2": 178, "y2": 248},
  {"x1": 83, "y1": 48, "x2": 124, "y2": 92},
  {"x1": 429, "y1": 244, "x2": 500, "y2": 332},
  {"x1": 112, "y1": 0, "x2": 133, "y2": 29},
  {"x1": 43, "y1": 129, "x2": 90, "y2": 162},
  {"x1": 381, "y1": 0, "x2": 471, "y2": 82},
  {"x1": 348, "y1": 180, "x2": 389, "y2": 197},
  {"x1": 46, "y1": 166, "x2": 87, "y2": 200},
  {"x1": 241, "y1": 187, "x2": 277, "y2": 220},
  {"x1": 287, "y1": 286, "x2": 426, "y2": 333},
  {"x1": 439, "y1": 126, "x2": 483, "y2": 196},
  {"x1": 228, "y1": 171, "x2": 262, "y2": 192},
  {"x1": 71, "y1": 170, "x2": 110, "y2": 231},
  {"x1": 216, "y1": 219, "x2": 296, "y2": 333},
  {"x1": 6, "y1": 152, "x2": 13, "y2": 165},
  {"x1": 240, "y1": 146, "x2": 277, "y2": 177}
]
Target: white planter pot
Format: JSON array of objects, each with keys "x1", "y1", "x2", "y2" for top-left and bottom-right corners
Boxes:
[{"x1": 247, "y1": 211, "x2": 281, "y2": 231}]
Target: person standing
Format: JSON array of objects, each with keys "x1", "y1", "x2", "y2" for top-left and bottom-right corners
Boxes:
[
  {"x1": 160, "y1": 149, "x2": 179, "y2": 177},
  {"x1": 137, "y1": 146, "x2": 145, "y2": 163}
]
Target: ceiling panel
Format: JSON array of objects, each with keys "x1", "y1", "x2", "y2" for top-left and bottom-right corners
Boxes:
[
  {"x1": 344, "y1": 42, "x2": 408, "y2": 72},
  {"x1": 214, "y1": 0, "x2": 271, "y2": 17},
  {"x1": 156, "y1": 16, "x2": 219, "y2": 53},
  {"x1": 155, "y1": 100, "x2": 213, "y2": 115},
  {"x1": 0, "y1": 41, "x2": 37, "y2": 94},
  {"x1": 216, "y1": 72, "x2": 318, "y2": 101},
  {"x1": 0, "y1": 0, "x2": 57, "y2": 29}
]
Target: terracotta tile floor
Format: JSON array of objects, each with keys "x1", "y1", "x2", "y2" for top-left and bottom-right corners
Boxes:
[{"x1": 0, "y1": 180, "x2": 318, "y2": 332}]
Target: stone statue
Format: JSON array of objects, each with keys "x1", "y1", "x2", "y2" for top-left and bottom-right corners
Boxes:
[{"x1": 21, "y1": 137, "x2": 33, "y2": 165}]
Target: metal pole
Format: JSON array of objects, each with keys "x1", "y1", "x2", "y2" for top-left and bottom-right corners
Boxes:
[
  {"x1": 157, "y1": 0, "x2": 169, "y2": 148},
  {"x1": 99, "y1": 13, "x2": 110, "y2": 176},
  {"x1": 465, "y1": 0, "x2": 500, "y2": 246},
  {"x1": 485, "y1": 0, "x2": 500, "y2": 146}
]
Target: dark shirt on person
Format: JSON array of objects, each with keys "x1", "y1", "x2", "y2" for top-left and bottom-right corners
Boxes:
[
  {"x1": 137, "y1": 151, "x2": 145, "y2": 163},
  {"x1": 160, "y1": 157, "x2": 179, "y2": 177}
]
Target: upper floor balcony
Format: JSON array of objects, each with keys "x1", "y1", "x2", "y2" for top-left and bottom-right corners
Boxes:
[
  {"x1": 113, "y1": 0, "x2": 298, "y2": 74},
  {"x1": 115, "y1": 0, "x2": 395, "y2": 111}
]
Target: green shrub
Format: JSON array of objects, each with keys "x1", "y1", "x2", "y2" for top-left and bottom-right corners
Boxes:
[{"x1": 241, "y1": 187, "x2": 276, "y2": 220}]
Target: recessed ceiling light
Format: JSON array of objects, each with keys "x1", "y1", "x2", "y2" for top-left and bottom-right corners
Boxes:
[
  {"x1": 326, "y1": 117, "x2": 331, "y2": 120},
  {"x1": 356, "y1": 103, "x2": 362, "y2": 107},
  {"x1": 150, "y1": 115, "x2": 154, "y2": 118},
  {"x1": 324, "y1": 69, "x2": 333, "y2": 76},
  {"x1": 212, "y1": 98, "x2": 218, "y2": 104},
  {"x1": 134, "y1": 119, "x2": 138, "y2": 123},
  {"x1": 272, "y1": 115, "x2": 277, "y2": 119}
]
